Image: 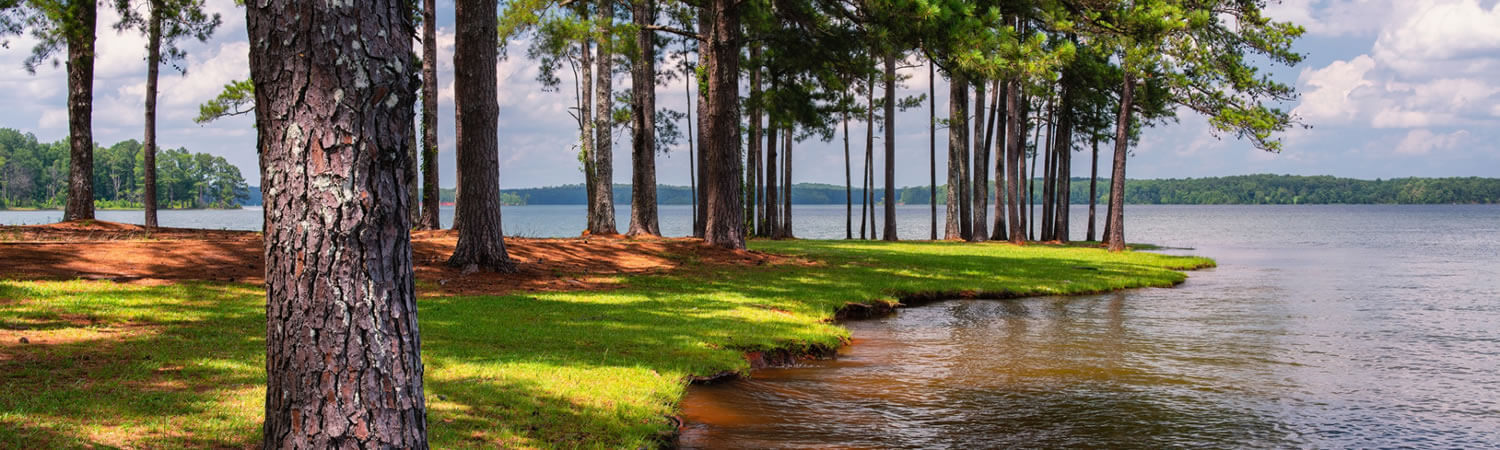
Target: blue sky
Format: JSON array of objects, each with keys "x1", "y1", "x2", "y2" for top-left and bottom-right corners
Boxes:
[{"x1": 1, "y1": 0, "x2": 1497, "y2": 189}]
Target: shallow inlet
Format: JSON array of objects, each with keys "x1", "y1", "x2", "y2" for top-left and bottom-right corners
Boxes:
[{"x1": 679, "y1": 205, "x2": 1500, "y2": 448}]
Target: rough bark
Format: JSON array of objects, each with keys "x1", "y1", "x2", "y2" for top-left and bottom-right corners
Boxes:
[
  {"x1": 142, "y1": 0, "x2": 161, "y2": 228},
  {"x1": 581, "y1": 34, "x2": 596, "y2": 231},
  {"x1": 944, "y1": 72, "x2": 967, "y2": 240},
  {"x1": 693, "y1": 12, "x2": 709, "y2": 239},
  {"x1": 700, "y1": 0, "x2": 744, "y2": 249},
  {"x1": 590, "y1": 0, "x2": 618, "y2": 235},
  {"x1": 408, "y1": 122, "x2": 420, "y2": 224},
  {"x1": 626, "y1": 0, "x2": 660, "y2": 237},
  {"x1": 246, "y1": 0, "x2": 428, "y2": 447},
  {"x1": 971, "y1": 80, "x2": 995, "y2": 242},
  {"x1": 417, "y1": 0, "x2": 441, "y2": 230},
  {"x1": 63, "y1": 0, "x2": 96, "y2": 222},
  {"x1": 449, "y1": 0, "x2": 517, "y2": 271},
  {"x1": 1004, "y1": 79, "x2": 1023, "y2": 243},
  {"x1": 1042, "y1": 100, "x2": 1056, "y2": 241},
  {"x1": 1087, "y1": 137, "x2": 1098, "y2": 242},
  {"x1": 882, "y1": 54, "x2": 897, "y2": 241},
  {"x1": 990, "y1": 79, "x2": 1008, "y2": 242},
  {"x1": 1106, "y1": 74, "x2": 1135, "y2": 252},
  {"x1": 1053, "y1": 88, "x2": 1074, "y2": 243},
  {"x1": 764, "y1": 109, "x2": 779, "y2": 238}
]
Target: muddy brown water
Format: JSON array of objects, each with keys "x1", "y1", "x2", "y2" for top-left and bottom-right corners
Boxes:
[{"x1": 679, "y1": 205, "x2": 1500, "y2": 448}]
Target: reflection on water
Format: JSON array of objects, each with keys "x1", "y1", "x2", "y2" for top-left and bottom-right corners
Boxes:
[{"x1": 680, "y1": 205, "x2": 1500, "y2": 448}]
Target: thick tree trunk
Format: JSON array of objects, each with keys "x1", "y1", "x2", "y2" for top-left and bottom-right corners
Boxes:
[
  {"x1": 748, "y1": 45, "x2": 761, "y2": 237},
  {"x1": 418, "y1": 0, "x2": 441, "y2": 230},
  {"x1": 626, "y1": 0, "x2": 660, "y2": 237},
  {"x1": 1106, "y1": 74, "x2": 1135, "y2": 252},
  {"x1": 63, "y1": 0, "x2": 96, "y2": 221},
  {"x1": 591, "y1": 0, "x2": 618, "y2": 235},
  {"x1": 247, "y1": 0, "x2": 428, "y2": 446},
  {"x1": 882, "y1": 54, "x2": 897, "y2": 241},
  {"x1": 945, "y1": 72, "x2": 968, "y2": 240},
  {"x1": 142, "y1": 0, "x2": 161, "y2": 228},
  {"x1": 449, "y1": 0, "x2": 517, "y2": 271},
  {"x1": 1087, "y1": 137, "x2": 1098, "y2": 241},
  {"x1": 701, "y1": 0, "x2": 744, "y2": 249},
  {"x1": 928, "y1": 62, "x2": 937, "y2": 240},
  {"x1": 1004, "y1": 79, "x2": 1023, "y2": 243}
]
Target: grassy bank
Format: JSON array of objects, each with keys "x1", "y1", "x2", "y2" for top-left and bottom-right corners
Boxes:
[{"x1": 0, "y1": 240, "x2": 1211, "y2": 448}]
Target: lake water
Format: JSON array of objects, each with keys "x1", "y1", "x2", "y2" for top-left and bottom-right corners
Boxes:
[
  {"x1": 6, "y1": 204, "x2": 1499, "y2": 447},
  {"x1": 677, "y1": 205, "x2": 1500, "y2": 448}
]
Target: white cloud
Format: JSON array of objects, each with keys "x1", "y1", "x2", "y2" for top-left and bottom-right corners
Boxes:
[
  {"x1": 1371, "y1": 0, "x2": 1500, "y2": 78},
  {"x1": 1394, "y1": 129, "x2": 1471, "y2": 155},
  {"x1": 1263, "y1": 0, "x2": 1404, "y2": 36},
  {"x1": 1294, "y1": 55, "x2": 1376, "y2": 124}
]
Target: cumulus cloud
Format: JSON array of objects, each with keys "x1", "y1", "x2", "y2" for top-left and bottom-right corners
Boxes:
[
  {"x1": 1394, "y1": 129, "x2": 1471, "y2": 155},
  {"x1": 1293, "y1": 55, "x2": 1376, "y2": 124}
]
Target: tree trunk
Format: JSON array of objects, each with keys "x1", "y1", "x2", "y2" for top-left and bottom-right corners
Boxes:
[
  {"x1": 782, "y1": 127, "x2": 792, "y2": 238},
  {"x1": 882, "y1": 54, "x2": 897, "y2": 241},
  {"x1": 581, "y1": 34, "x2": 597, "y2": 231},
  {"x1": 843, "y1": 113, "x2": 851, "y2": 239},
  {"x1": 449, "y1": 0, "x2": 517, "y2": 271},
  {"x1": 990, "y1": 79, "x2": 1008, "y2": 242},
  {"x1": 971, "y1": 80, "x2": 994, "y2": 242},
  {"x1": 748, "y1": 45, "x2": 761, "y2": 237},
  {"x1": 418, "y1": 0, "x2": 441, "y2": 230},
  {"x1": 1087, "y1": 137, "x2": 1098, "y2": 242},
  {"x1": 63, "y1": 0, "x2": 96, "y2": 222},
  {"x1": 1106, "y1": 74, "x2": 1135, "y2": 252},
  {"x1": 928, "y1": 61, "x2": 937, "y2": 240},
  {"x1": 682, "y1": 49, "x2": 695, "y2": 236},
  {"x1": 247, "y1": 0, "x2": 428, "y2": 446},
  {"x1": 701, "y1": 0, "x2": 744, "y2": 249},
  {"x1": 142, "y1": 0, "x2": 160, "y2": 228},
  {"x1": 408, "y1": 120, "x2": 420, "y2": 224},
  {"x1": 1042, "y1": 99, "x2": 1056, "y2": 241},
  {"x1": 693, "y1": 12, "x2": 710, "y2": 239},
  {"x1": 1004, "y1": 79, "x2": 1023, "y2": 243},
  {"x1": 1053, "y1": 86, "x2": 1074, "y2": 243},
  {"x1": 945, "y1": 72, "x2": 967, "y2": 240},
  {"x1": 861, "y1": 73, "x2": 873, "y2": 240},
  {"x1": 764, "y1": 106, "x2": 779, "y2": 238},
  {"x1": 591, "y1": 0, "x2": 617, "y2": 235},
  {"x1": 626, "y1": 0, "x2": 660, "y2": 237}
]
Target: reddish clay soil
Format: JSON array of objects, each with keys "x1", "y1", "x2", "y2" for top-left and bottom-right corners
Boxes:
[{"x1": 0, "y1": 221, "x2": 786, "y2": 296}]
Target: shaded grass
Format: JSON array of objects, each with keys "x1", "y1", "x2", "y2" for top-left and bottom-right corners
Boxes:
[{"x1": 0, "y1": 240, "x2": 1212, "y2": 448}]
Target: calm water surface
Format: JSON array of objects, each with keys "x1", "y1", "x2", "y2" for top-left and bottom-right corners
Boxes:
[
  {"x1": 5, "y1": 204, "x2": 1499, "y2": 447},
  {"x1": 679, "y1": 205, "x2": 1500, "y2": 448}
]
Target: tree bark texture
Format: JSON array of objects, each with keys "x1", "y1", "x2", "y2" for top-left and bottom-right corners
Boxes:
[
  {"x1": 861, "y1": 73, "x2": 873, "y2": 239},
  {"x1": 626, "y1": 0, "x2": 660, "y2": 237},
  {"x1": 944, "y1": 72, "x2": 967, "y2": 240},
  {"x1": 747, "y1": 46, "x2": 761, "y2": 237},
  {"x1": 1106, "y1": 74, "x2": 1135, "y2": 252},
  {"x1": 701, "y1": 0, "x2": 744, "y2": 249},
  {"x1": 969, "y1": 80, "x2": 991, "y2": 242},
  {"x1": 881, "y1": 54, "x2": 897, "y2": 241},
  {"x1": 764, "y1": 116, "x2": 779, "y2": 238},
  {"x1": 693, "y1": 12, "x2": 709, "y2": 239},
  {"x1": 417, "y1": 0, "x2": 441, "y2": 230},
  {"x1": 991, "y1": 80, "x2": 1008, "y2": 242},
  {"x1": 449, "y1": 0, "x2": 517, "y2": 271},
  {"x1": 1087, "y1": 137, "x2": 1098, "y2": 242},
  {"x1": 1053, "y1": 86, "x2": 1074, "y2": 243},
  {"x1": 64, "y1": 0, "x2": 96, "y2": 221},
  {"x1": 142, "y1": 0, "x2": 161, "y2": 228},
  {"x1": 246, "y1": 0, "x2": 428, "y2": 446},
  {"x1": 590, "y1": 0, "x2": 618, "y2": 235},
  {"x1": 1004, "y1": 78, "x2": 1023, "y2": 243}
]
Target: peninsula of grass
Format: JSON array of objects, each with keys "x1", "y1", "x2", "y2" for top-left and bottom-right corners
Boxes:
[{"x1": 0, "y1": 239, "x2": 1212, "y2": 448}]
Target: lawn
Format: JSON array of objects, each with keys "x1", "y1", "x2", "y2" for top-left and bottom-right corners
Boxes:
[{"x1": 0, "y1": 239, "x2": 1212, "y2": 448}]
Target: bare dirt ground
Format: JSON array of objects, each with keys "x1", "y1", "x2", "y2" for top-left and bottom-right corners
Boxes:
[{"x1": 0, "y1": 220, "x2": 784, "y2": 296}]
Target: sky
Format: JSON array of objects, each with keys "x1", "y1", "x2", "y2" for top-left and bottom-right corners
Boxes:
[{"x1": 1, "y1": 0, "x2": 1497, "y2": 190}]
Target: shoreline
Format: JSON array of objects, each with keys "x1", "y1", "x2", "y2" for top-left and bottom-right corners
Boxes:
[{"x1": 0, "y1": 221, "x2": 1213, "y2": 448}]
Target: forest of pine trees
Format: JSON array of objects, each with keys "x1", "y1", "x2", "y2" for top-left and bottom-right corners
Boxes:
[{"x1": 0, "y1": 128, "x2": 247, "y2": 209}]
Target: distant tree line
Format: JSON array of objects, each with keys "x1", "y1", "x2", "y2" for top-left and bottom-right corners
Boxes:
[{"x1": 0, "y1": 128, "x2": 248, "y2": 209}]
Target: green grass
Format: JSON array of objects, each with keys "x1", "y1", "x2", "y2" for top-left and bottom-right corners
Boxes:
[{"x1": 0, "y1": 240, "x2": 1212, "y2": 448}]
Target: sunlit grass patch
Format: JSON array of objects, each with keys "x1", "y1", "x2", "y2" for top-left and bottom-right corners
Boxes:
[{"x1": 1, "y1": 240, "x2": 1210, "y2": 448}]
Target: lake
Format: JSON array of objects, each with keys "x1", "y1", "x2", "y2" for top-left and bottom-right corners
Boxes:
[
  {"x1": 5, "y1": 204, "x2": 1498, "y2": 447},
  {"x1": 677, "y1": 204, "x2": 1500, "y2": 448}
]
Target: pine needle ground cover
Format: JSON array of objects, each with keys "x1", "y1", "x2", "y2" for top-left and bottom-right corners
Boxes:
[{"x1": 0, "y1": 240, "x2": 1211, "y2": 448}]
